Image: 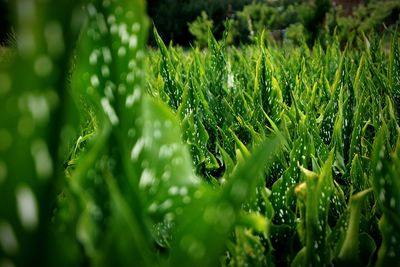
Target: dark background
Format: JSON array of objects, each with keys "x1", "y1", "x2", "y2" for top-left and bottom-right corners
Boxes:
[
  {"x1": 0, "y1": 0, "x2": 11, "y2": 45},
  {"x1": 0, "y1": 0, "x2": 399, "y2": 47},
  {"x1": 147, "y1": 0, "x2": 253, "y2": 45}
]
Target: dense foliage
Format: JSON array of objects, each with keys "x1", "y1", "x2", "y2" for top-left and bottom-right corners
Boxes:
[
  {"x1": 1, "y1": 0, "x2": 400, "y2": 267},
  {"x1": 149, "y1": 0, "x2": 400, "y2": 47},
  {"x1": 1, "y1": 1, "x2": 399, "y2": 47}
]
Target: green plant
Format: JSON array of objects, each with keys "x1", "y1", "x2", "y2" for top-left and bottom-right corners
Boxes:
[
  {"x1": 189, "y1": 11, "x2": 214, "y2": 48},
  {"x1": 149, "y1": 26, "x2": 400, "y2": 266},
  {"x1": 327, "y1": 0, "x2": 400, "y2": 45},
  {"x1": 1, "y1": 1, "x2": 400, "y2": 266},
  {"x1": 285, "y1": 23, "x2": 307, "y2": 45}
]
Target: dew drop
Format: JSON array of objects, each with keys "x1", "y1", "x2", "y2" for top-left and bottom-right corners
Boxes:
[
  {"x1": 128, "y1": 59, "x2": 136, "y2": 69},
  {"x1": 90, "y1": 75, "x2": 100, "y2": 87},
  {"x1": 0, "y1": 221, "x2": 19, "y2": 254},
  {"x1": 376, "y1": 161, "x2": 383, "y2": 172},
  {"x1": 102, "y1": 47, "x2": 112, "y2": 63},
  {"x1": 31, "y1": 139, "x2": 53, "y2": 179},
  {"x1": 126, "y1": 87, "x2": 141, "y2": 107},
  {"x1": 89, "y1": 50, "x2": 99, "y2": 65},
  {"x1": 16, "y1": 185, "x2": 39, "y2": 231},
  {"x1": 126, "y1": 72, "x2": 135, "y2": 84},
  {"x1": 34, "y1": 55, "x2": 53, "y2": 77},
  {"x1": 390, "y1": 197, "x2": 396, "y2": 208},
  {"x1": 148, "y1": 202, "x2": 158, "y2": 213},
  {"x1": 168, "y1": 186, "x2": 179, "y2": 195},
  {"x1": 96, "y1": 13, "x2": 108, "y2": 34},
  {"x1": 101, "y1": 97, "x2": 119, "y2": 125},
  {"x1": 179, "y1": 187, "x2": 188, "y2": 196},
  {"x1": 27, "y1": 95, "x2": 49, "y2": 123},
  {"x1": 131, "y1": 138, "x2": 145, "y2": 160},
  {"x1": 118, "y1": 84, "x2": 127, "y2": 94},
  {"x1": 104, "y1": 81, "x2": 115, "y2": 100},
  {"x1": 139, "y1": 169, "x2": 155, "y2": 188},
  {"x1": 128, "y1": 128, "x2": 136, "y2": 138},
  {"x1": 131, "y1": 23, "x2": 140, "y2": 32},
  {"x1": 86, "y1": 3, "x2": 97, "y2": 17},
  {"x1": 101, "y1": 65, "x2": 110, "y2": 77},
  {"x1": 107, "y1": 14, "x2": 116, "y2": 24},
  {"x1": 118, "y1": 47, "x2": 127, "y2": 57},
  {"x1": 110, "y1": 24, "x2": 118, "y2": 34},
  {"x1": 161, "y1": 170, "x2": 171, "y2": 181},
  {"x1": 159, "y1": 199, "x2": 173, "y2": 211},
  {"x1": 129, "y1": 35, "x2": 137, "y2": 49}
]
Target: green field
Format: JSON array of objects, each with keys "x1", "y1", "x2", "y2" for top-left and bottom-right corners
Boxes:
[{"x1": 0, "y1": 1, "x2": 399, "y2": 266}]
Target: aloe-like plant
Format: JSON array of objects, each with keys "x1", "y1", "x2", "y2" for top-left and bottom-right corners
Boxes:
[{"x1": 1, "y1": 0, "x2": 399, "y2": 266}]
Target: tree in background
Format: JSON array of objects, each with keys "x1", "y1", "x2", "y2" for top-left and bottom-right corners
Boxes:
[
  {"x1": 147, "y1": 0, "x2": 252, "y2": 46},
  {"x1": 186, "y1": 0, "x2": 398, "y2": 47},
  {"x1": 326, "y1": 0, "x2": 400, "y2": 46},
  {"x1": 305, "y1": 0, "x2": 332, "y2": 46},
  {"x1": 188, "y1": 11, "x2": 214, "y2": 48},
  {"x1": 186, "y1": 0, "x2": 331, "y2": 46}
]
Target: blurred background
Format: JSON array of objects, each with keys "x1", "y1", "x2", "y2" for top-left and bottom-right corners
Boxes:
[
  {"x1": 1, "y1": 0, "x2": 400, "y2": 47},
  {"x1": 0, "y1": 0, "x2": 11, "y2": 45},
  {"x1": 146, "y1": 0, "x2": 400, "y2": 47}
]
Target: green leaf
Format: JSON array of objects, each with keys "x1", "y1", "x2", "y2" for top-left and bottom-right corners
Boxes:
[
  {"x1": 0, "y1": 1, "x2": 83, "y2": 266},
  {"x1": 371, "y1": 124, "x2": 400, "y2": 267},
  {"x1": 301, "y1": 149, "x2": 335, "y2": 266},
  {"x1": 168, "y1": 135, "x2": 282, "y2": 267},
  {"x1": 153, "y1": 27, "x2": 183, "y2": 110},
  {"x1": 338, "y1": 188, "x2": 373, "y2": 264}
]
